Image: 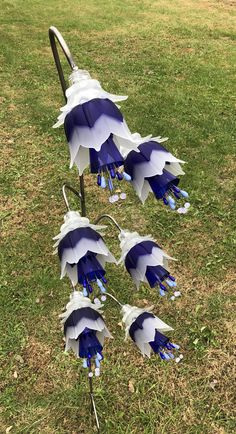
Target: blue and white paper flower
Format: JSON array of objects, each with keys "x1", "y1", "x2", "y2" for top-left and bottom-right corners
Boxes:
[
  {"x1": 53, "y1": 69, "x2": 147, "y2": 197},
  {"x1": 124, "y1": 137, "x2": 189, "y2": 211},
  {"x1": 119, "y1": 230, "x2": 179, "y2": 298},
  {"x1": 60, "y1": 291, "x2": 112, "y2": 375},
  {"x1": 53, "y1": 211, "x2": 116, "y2": 295},
  {"x1": 121, "y1": 304, "x2": 181, "y2": 361}
]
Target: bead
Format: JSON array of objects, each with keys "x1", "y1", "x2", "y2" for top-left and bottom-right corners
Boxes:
[
  {"x1": 101, "y1": 176, "x2": 106, "y2": 188},
  {"x1": 174, "y1": 291, "x2": 181, "y2": 297},
  {"x1": 123, "y1": 172, "x2": 131, "y2": 181},
  {"x1": 184, "y1": 202, "x2": 190, "y2": 209},
  {"x1": 94, "y1": 298, "x2": 101, "y2": 304},
  {"x1": 120, "y1": 193, "x2": 126, "y2": 200},
  {"x1": 108, "y1": 178, "x2": 113, "y2": 191},
  {"x1": 180, "y1": 190, "x2": 189, "y2": 198},
  {"x1": 101, "y1": 295, "x2": 107, "y2": 302},
  {"x1": 170, "y1": 296, "x2": 175, "y2": 301},
  {"x1": 95, "y1": 368, "x2": 100, "y2": 377},
  {"x1": 97, "y1": 353, "x2": 103, "y2": 361},
  {"x1": 83, "y1": 287, "x2": 88, "y2": 297},
  {"x1": 88, "y1": 372, "x2": 93, "y2": 377},
  {"x1": 116, "y1": 172, "x2": 123, "y2": 180},
  {"x1": 163, "y1": 197, "x2": 169, "y2": 205},
  {"x1": 88, "y1": 284, "x2": 93, "y2": 294},
  {"x1": 97, "y1": 174, "x2": 101, "y2": 186},
  {"x1": 113, "y1": 194, "x2": 119, "y2": 202}
]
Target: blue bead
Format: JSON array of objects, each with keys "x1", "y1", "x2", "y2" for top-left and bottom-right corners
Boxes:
[
  {"x1": 123, "y1": 172, "x2": 131, "y2": 181},
  {"x1": 100, "y1": 285, "x2": 106, "y2": 293},
  {"x1": 95, "y1": 358, "x2": 100, "y2": 368},
  {"x1": 163, "y1": 353, "x2": 170, "y2": 360},
  {"x1": 88, "y1": 284, "x2": 93, "y2": 294},
  {"x1": 97, "y1": 352, "x2": 103, "y2": 361},
  {"x1": 159, "y1": 352, "x2": 166, "y2": 360},
  {"x1": 169, "y1": 275, "x2": 175, "y2": 282},
  {"x1": 96, "y1": 279, "x2": 103, "y2": 288},
  {"x1": 169, "y1": 202, "x2": 176, "y2": 210},
  {"x1": 108, "y1": 178, "x2": 113, "y2": 191},
  {"x1": 160, "y1": 283, "x2": 166, "y2": 291},
  {"x1": 163, "y1": 197, "x2": 168, "y2": 206},
  {"x1": 116, "y1": 172, "x2": 123, "y2": 181},
  {"x1": 101, "y1": 276, "x2": 107, "y2": 284},
  {"x1": 180, "y1": 190, "x2": 189, "y2": 198},
  {"x1": 168, "y1": 196, "x2": 175, "y2": 205},
  {"x1": 168, "y1": 352, "x2": 175, "y2": 359},
  {"x1": 166, "y1": 279, "x2": 174, "y2": 287},
  {"x1": 97, "y1": 174, "x2": 101, "y2": 186},
  {"x1": 159, "y1": 289, "x2": 166, "y2": 297},
  {"x1": 101, "y1": 176, "x2": 106, "y2": 188}
]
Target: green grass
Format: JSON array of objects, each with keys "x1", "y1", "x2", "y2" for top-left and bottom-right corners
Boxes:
[{"x1": 0, "y1": 0, "x2": 235, "y2": 432}]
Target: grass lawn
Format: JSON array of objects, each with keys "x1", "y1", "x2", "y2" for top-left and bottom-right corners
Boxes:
[{"x1": 0, "y1": 0, "x2": 235, "y2": 432}]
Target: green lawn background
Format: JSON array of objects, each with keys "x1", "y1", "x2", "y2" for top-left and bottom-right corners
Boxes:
[{"x1": 0, "y1": 0, "x2": 235, "y2": 433}]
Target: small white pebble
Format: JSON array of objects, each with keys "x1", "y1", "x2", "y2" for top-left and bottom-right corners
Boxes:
[
  {"x1": 101, "y1": 295, "x2": 106, "y2": 302},
  {"x1": 170, "y1": 296, "x2": 175, "y2": 301},
  {"x1": 120, "y1": 193, "x2": 126, "y2": 200},
  {"x1": 88, "y1": 372, "x2": 93, "y2": 378},
  {"x1": 109, "y1": 196, "x2": 115, "y2": 203},
  {"x1": 175, "y1": 357, "x2": 181, "y2": 363},
  {"x1": 179, "y1": 354, "x2": 184, "y2": 359},
  {"x1": 177, "y1": 207, "x2": 185, "y2": 214},
  {"x1": 184, "y1": 202, "x2": 190, "y2": 209},
  {"x1": 174, "y1": 291, "x2": 181, "y2": 297},
  {"x1": 113, "y1": 194, "x2": 119, "y2": 202}
]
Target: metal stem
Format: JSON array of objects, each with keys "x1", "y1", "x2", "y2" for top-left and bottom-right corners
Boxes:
[
  {"x1": 106, "y1": 292, "x2": 123, "y2": 307},
  {"x1": 94, "y1": 214, "x2": 122, "y2": 232},
  {"x1": 88, "y1": 369, "x2": 100, "y2": 432},
  {"x1": 62, "y1": 183, "x2": 82, "y2": 212},
  {"x1": 49, "y1": 26, "x2": 86, "y2": 217}
]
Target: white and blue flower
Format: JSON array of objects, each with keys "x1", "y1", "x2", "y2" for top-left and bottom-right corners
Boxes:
[
  {"x1": 53, "y1": 211, "x2": 116, "y2": 295},
  {"x1": 119, "y1": 230, "x2": 179, "y2": 298},
  {"x1": 121, "y1": 304, "x2": 182, "y2": 361},
  {"x1": 60, "y1": 291, "x2": 112, "y2": 375},
  {"x1": 124, "y1": 137, "x2": 189, "y2": 211},
  {"x1": 53, "y1": 69, "x2": 148, "y2": 198}
]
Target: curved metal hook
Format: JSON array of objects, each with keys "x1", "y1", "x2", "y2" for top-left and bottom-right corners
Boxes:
[
  {"x1": 49, "y1": 26, "x2": 77, "y2": 99},
  {"x1": 62, "y1": 183, "x2": 82, "y2": 212},
  {"x1": 94, "y1": 214, "x2": 122, "y2": 232},
  {"x1": 49, "y1": 26, "x2": 86, "y2": 216}
]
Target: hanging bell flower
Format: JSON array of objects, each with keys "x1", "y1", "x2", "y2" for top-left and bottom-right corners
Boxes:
[
  {"x1": 53, "y1": 211, "x2": 116, "y2": 296},
  {"x1": 124, "y1": 137, "x2": 190, "y2": 211},
  {"x1": 60, "y1": 291, "x2": 112, "y2": 376},
  {"x1": 53, "y1": 69, "x2": 148, "y2": 200},
  {"x1": 119, "y1": 230, "x2": 180, "y2": 298},
  {"x1": 121, "y1": 304, "x2": 182, "y2": 361}
]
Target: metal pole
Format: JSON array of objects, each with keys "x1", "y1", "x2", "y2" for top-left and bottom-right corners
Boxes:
[
  {"x1": 49, "y1": 26, "x2": 98, "y2": 431},
  {"x1": 49, "y1": 26, "x2": 86, "y2": 217}
]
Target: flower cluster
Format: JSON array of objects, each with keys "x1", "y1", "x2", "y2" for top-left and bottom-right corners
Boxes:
[{"x1": 53, "y1": 70, "x2": 189, "y2": 209}]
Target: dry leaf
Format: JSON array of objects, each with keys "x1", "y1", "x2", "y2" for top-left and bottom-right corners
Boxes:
[{"x1": 128, "y1": 380, "x2": 135, "y2": 393}]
